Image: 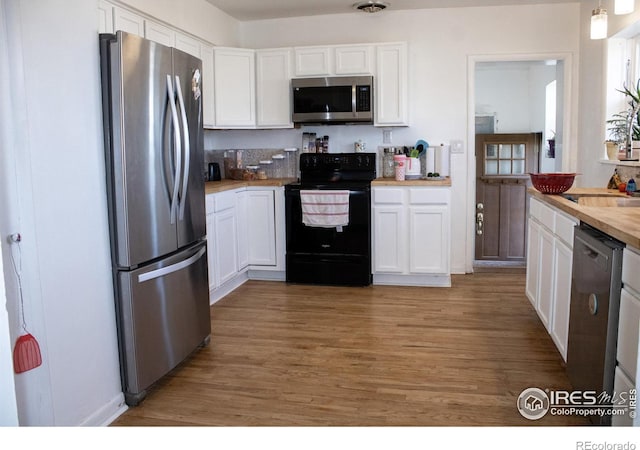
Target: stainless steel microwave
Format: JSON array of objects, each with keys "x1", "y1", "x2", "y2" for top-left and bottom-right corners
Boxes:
[{"x1": 291, "y1": 75, "x2": 373, "y2": 124}]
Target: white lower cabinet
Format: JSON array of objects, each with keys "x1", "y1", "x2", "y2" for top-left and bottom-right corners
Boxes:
[
  {"x1": 246, "y1": 190, "x2": 277, "y2": 266},
  {"x1": 525, "y1": 196, "x2": 578, "y2": 361},
  {"x1": 613, "y1": 246, "x2": 640, "y2": 427},
  {"x1": 206, "y1": 187, "x2": 285, "y2": 303},
  {"x1": 372, "y1": 186, "x2": 450, "y2": 286},
  {"x1": 550, "y1": 238, "x2": 573, "y2": 358}
]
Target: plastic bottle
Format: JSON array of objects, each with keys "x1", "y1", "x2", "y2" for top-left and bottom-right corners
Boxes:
[{"x1": 626, "y1": 178, "x2": 636, "y2": 195}]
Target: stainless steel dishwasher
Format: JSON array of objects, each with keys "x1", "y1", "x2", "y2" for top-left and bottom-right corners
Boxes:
[{"x1": 567, "y1": 223, "x2": 624, "y2": 426}]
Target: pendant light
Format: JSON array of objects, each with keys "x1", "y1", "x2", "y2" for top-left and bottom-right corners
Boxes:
[
  {"x1": 615, "y1": 0, "x2": 635, "y2": 14},
  {"x1": 591, "y1": 3, "x2": 608, "y2": 40}
]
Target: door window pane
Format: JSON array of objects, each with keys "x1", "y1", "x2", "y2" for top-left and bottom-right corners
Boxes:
[
  {"x1": 486, "y1": 145, "x2": 498, "y2": 159},
  {"x1": 513, "y1": 144, "x2": 525, "y2": 159},
  {"x1": 499, "y1": 160, "x2": 512, "y2": 175},
  {"x1": 485, "y1": 160, "x2": 498, "y2": 175},
  {"x1": 512, "y1": 160, "x2": 525, "y2": 174},
  {"x1": 499, "y1": 145, "x2": 512, "y2": 159}
]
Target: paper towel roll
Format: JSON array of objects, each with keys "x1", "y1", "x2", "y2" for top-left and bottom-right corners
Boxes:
[
  {"x1": 426, "y1": 146, "x2": 436, "y2": 174},
  {"x1": 437, "y1": 145, "x2": 451, "y2": 177}
]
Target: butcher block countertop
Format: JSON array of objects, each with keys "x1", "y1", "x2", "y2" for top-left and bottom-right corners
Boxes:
[
  {"x1": 529, "y1": 187, "x2": 640, "y2": 249},
  {"x1": 372, "y1": 177, "x2": 452, "y2": 187},
  {"x1": 205, "y1": 178, "x2": 296, "y2": 195}
]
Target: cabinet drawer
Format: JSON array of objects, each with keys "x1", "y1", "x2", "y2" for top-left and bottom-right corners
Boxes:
[
  {"x1": 408, "y1": 188, "x2": 450, "y2": 205},
  {"x1": 373, "y1": 188, "x2": 404, "y2": 204},
  {"x1": 529, "y1": 197, "x2": 543, "y2": 220},
  {"x1": 623, "y1": 248, "x2": 640, "y2": 294},
  {"x1": 554, "y1": 211, "x2": 578, "y2": 247},
  {"x1": 213, "y1": 190, "x2": 236, "y2": 212},
  {"x1": 537, "y1": 201, "x2": 555, "y2": 231},
  {"x1": 617, "y1": 287, "x2": 640, "y2": 381}
]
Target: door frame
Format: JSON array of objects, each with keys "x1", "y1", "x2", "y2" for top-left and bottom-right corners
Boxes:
[{"x1": 465, "y1": 52, "x2": 576, "y2": 273}]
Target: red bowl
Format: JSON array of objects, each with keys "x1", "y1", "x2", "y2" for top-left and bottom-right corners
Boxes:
[{"x1": 529, "y1": 173, "x2": 576, "y2": 195}]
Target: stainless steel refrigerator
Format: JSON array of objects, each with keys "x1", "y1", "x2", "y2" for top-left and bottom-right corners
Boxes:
[{"x1": 99, "y1": 31, "x2": 210, "y2": 406}]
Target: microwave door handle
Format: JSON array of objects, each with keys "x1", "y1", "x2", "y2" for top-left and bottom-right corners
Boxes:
[
  {"x1": 174, "y1": 75, "x2": 190, "y2": 221},
  {"x1": 166, "y1": 75, "x2": 182, "y2": 225},
  {"x1": 352, "y1": 84, "x2": 357, "y2": 117}
]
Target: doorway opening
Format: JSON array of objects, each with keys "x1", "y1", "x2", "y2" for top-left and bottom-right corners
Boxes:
[{"x1": 472, "y1": 59, "x2": 565, "y2": 270}]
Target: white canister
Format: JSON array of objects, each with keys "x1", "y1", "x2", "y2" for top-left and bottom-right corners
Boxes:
[
  {"x1": 394, "y1": 154, "x2": 407, "y2": 181},
  {"x1": 405, "y1": 157, "x2": 421, "y2": 179}
]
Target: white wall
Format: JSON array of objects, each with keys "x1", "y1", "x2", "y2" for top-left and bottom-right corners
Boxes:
[
  {"x1": 475, "y1": 63, "x2": 556, "y2": 134},
  {"x1": 577, "y1": 3, "x2": 640, "y2": 188},
  {"x1": 207, "y1": 3, "x2": 581, "y2": 273},
  {"x1": 0, "y1": 0, "x2": 239, "y2": 426}
]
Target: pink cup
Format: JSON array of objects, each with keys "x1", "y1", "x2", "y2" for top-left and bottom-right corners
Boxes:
[{"x1": 394, "y1": 154, "x2": 407, "y2": 181}]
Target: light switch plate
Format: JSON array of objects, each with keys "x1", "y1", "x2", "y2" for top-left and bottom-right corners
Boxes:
[{"x1": 450, "y1": 140, "x2": 464, "y2": 154}]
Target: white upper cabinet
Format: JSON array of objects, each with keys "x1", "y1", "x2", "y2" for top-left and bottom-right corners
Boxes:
[
  {"x1": 256, "y1": 48, "x2": 293, "y2": 129},
  {"x1": 97, "y1": 1, "x2": 114, "y2": 33},
  {"x1": 144, "y1": 20, "x2": 175, "y2": 47},
  {"x1": 294, "y1": 46, "x2": 332, "y2": 77},
  {"x1": 113, "y1": 6, "x2": 144, "y2": 37},
  {"x1": 375, "y1": 42, "x2": 408, "y2": 126},
  {"x1": 334, "y1": 45, "x2": 374, "y2": 75},
  {"x1": 200, "y1": 44, "x2": 215, "y2": 129},
  {"x1": 213, "y1": 47, "x2": 256, "y2": 128},
  {"x1": 175, "y1": 32, "x2": 201, "y2": 58}
]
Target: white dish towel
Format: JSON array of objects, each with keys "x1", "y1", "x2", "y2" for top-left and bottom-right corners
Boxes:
[{"x1": 300, "y1": 190, "x2": 350, "y2": 229}]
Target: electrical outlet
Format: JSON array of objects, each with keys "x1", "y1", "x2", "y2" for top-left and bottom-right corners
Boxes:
[{"x1": 382, "y1": 130, "x2": 392, "y2": 144}]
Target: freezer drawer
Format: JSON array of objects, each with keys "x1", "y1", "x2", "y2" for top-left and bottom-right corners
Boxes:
[{"x1": 116, "y1": 242, "x2": 210, "y2": 405}]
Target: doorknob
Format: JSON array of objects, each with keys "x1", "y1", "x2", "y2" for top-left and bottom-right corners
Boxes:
[{"x1": 476, "y1": 211, "x2": 484, "y2": 235}]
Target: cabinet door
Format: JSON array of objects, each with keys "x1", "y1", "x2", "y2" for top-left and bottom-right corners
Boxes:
[
  {"x1": 375, "y1": 43, "x2": 408, "y2": 126},
  {"x1": 97, "y1": 0, "x2": 114, "y2": 34},
  {"x1": 256, "y1": 49, "x2": 293, "y2": 128},
  {"x1": 175, "y1": 32, "x2": 201, "y2": 58},
  {"x1": 214, "y1": 48, "x2": 256, "y2": 128},
  {"x1": 525, "y1": 218, "x2": 541, "y2": 307},
  {"x1": 205, "y1": 213, "x2": 217, "y2": 291},
  {"x1": 213, "y1": 208, "x2": 238, "y2": 285},
  {"x1": 335, "y1": 45, "x2": 373, "y2": 75},
  {"x1": 144, "y1": 20, "x2": 175, "y2": 47},
  {"x1": 294, "y1": 46, "x2": 331, "y2": 76},
  {"x1": 550, "y1": 238, "x2": 572, "y2": 361},
  {"x1": 247, "y1": 191, "x2": 277, "y2": 266},
  {"x1": 200, "y1": 44, "x2": 215, "y2": 129},
  {"x1": 617, "y1": 288, "x2": 640, "y2": 381},
  {"x1": 113, "y1": 7, "x2": 144, "y2": 36},
  {"x1": 537, "y1": 226, "x2": 555, "y2": 331},
  {"x1": 373, "y1": 205, "x2": 406, "y2": 273},
  {"x1": 612, "y1": 366, "x2": 635, "y2": 427},
  {"x1": 235, "y1": 191, "x2": 249, "y2": 270},
  {"x1": 408, "y1": 205, "x2": 450, "y2": 274}
]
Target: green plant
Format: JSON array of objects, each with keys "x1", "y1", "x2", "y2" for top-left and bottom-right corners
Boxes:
[{"x1": 609, "y1": 78, "x2": 640, "y2": 143}]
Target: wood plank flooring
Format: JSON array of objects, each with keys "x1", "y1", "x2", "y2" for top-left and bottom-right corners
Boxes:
[{"x1": 111, "y1": 272, "x2": 588, "y2": 426}]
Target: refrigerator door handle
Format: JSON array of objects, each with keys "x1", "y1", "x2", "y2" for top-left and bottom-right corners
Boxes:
[
  {"x1": 175, "y1": 75, "x2": 190, "y2": 221},
  {"x1": 166, "y1": 74, "x2": 182, "y2": 225},
  {"x1": 137, "y1": 245, "x2": 206, "y2": 283}
]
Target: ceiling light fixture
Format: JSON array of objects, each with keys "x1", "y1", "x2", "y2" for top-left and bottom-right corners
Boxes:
[
  {"x1": 590, "y1": 3, "x2": 608, "y2": 40},
  {"x1": 353, "y1": 1, "x2": 389, "y2": 13},
  {"x1": 615, "y1": 0, "x2": 635, "y2": 14}
]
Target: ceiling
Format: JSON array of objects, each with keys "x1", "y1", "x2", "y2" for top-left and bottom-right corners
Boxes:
[{"x1": 205, "y1": 0, "x2": 583, "y2": 21}]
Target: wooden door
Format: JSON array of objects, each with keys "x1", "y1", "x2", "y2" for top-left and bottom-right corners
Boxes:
[{"x1": 475, "y1": 133, "x2": 540, "y2": 263}]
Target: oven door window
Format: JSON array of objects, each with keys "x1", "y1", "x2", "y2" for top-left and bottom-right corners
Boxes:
[{"x1": 286, "y1": 189, "x2": 370, "y2": 255}]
